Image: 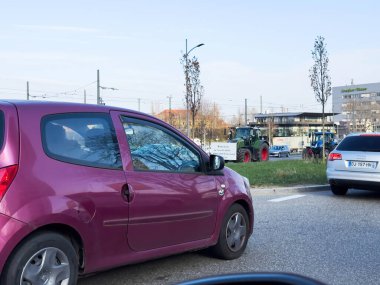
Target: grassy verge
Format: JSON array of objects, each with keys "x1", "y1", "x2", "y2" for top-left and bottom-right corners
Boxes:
[{"x1": 226, "y1": 160, "x2": 327, "y2": 187}]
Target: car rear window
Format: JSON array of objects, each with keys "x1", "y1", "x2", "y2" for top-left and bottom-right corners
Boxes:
[
  {"x1": 0, "y1": 111, "x2": 4, "y2": 150},
  {"x1": 337, "y1": 135, "x2": 380, "y2": 152}
]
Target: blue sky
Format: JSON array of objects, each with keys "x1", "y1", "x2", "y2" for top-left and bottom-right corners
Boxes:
[{"x1": 1, "y1": 0, "x2": 380, "y2": 120}]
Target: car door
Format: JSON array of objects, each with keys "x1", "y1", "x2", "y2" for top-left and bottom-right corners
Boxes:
[
  {"x1": 111, "y1": 111, "x2": 219, "y2": 252},
  {"x1": 38, "y1": 112, "x2": 131, "y2": 268}
]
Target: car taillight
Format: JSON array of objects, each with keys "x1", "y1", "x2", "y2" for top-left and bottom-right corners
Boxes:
[
  {"x1": 0, "y1": 165, "x2": 18, "y2": 200},
  {"x1": 328, "y1": 153, "x2": 342, "y2": 161}
]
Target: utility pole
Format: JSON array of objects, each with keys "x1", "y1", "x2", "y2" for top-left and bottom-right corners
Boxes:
[
  {"x1": 97, "y1": 69, "x2": 100, "y2": 105},
  {"x1": 26, "y1": 81, "x2": 30, "y2": 100},
  {"x1": 97, "y1": 69, "x2": 118, "y2": 105},
  {"x1": 138, "y1": 98, "x2": 141, "y2": 112},
  {"x1": 260, "y1": 95, "x2": 263, "y2": 114},
  {"x1": 245, "y1": 98, "x2": 248, "y2": 125},
  {"x1": 84, "y1": 90, "x2": 87, "y2": 104}
]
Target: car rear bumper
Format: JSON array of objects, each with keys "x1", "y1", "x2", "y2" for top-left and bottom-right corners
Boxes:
[
  {"x1": 327, "y1": 168, "x2": 380, "y2": 191},
  {"x1": 0, "y1": 213, "x2": 30, "y2": 273},
  {"x1": 327, "y1": 168, "x2": 380, "y2": 182},
  {"x1": 329, "y1": 178, "x2": 380, "y2": 191}
]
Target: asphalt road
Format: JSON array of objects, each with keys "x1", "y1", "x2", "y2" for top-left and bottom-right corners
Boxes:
[{"x1": 78, "y1": 188, "x2": 380, "y2": 285}]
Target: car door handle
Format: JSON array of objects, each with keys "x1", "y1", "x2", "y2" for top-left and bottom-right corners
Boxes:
[{"x1": 122, "y1": 184, "x2": 134, "y2": 202}]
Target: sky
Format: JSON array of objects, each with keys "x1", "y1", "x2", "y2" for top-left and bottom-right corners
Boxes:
[{"x1": 1, "y1": 0, "x2": 380, "y2": 121}]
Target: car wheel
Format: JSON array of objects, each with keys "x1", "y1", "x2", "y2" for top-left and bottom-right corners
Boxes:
[
  {"x1": 330, "y1": 184, "x2": 348, "y2": 196},
  {"x1": 211, "y1": 204, "x2": 249, "y2": 260},
  {"x1": 1, "y1": 231, "x2": 79, "y2": 285}
]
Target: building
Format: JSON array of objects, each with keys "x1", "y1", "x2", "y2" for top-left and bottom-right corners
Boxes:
[
  {"x1": 254, "y1": 112, "x2": 335, "y2": 137},
  {"x1": 332, "y1": 82, "x2": 380, "y2": 134},
  {"x1": 253, "y1": 112, "x2": 335, "y2": 150},
  {"x1": 155, "y1": 109, "x2": 188, "y2": 133}
]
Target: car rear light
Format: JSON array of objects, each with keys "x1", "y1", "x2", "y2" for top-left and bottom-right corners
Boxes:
[
  {"x1": 0, "y1": 165, "x2": 18, "y2": 200},
  {"x1": 328, "y1": 153, "x2": 342, "y2": 161}
]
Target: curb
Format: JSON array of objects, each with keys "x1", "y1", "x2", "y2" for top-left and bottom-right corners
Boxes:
[{"x1": 250, "y1": 184, "x2": 330, "y2": 195}]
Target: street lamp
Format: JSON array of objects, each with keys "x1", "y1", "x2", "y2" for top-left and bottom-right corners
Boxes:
[{"x1": 184, "y1": 39, "x2": 204, "y2": 137}]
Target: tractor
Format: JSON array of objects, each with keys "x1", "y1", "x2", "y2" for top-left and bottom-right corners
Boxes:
[
  {"x1": 228, "y1": 127, "x2": 269, "y2": 163},
  {"x1": 302, "y1": 131, "x2": 337, "y2": 159}
]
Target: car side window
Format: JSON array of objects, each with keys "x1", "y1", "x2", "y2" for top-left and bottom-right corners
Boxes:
[
  {"x1": 42, "y1": 113, "x2": 122, "y2": 169},
  {"x1": 121, "y1": 117, "x2": 201, "y2": 173}
]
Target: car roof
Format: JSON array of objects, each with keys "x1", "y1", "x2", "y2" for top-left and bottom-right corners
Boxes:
[
  {"x1": 0, "y1": 99, "x2": 156, "y2": 119},
  {"x1": 346, "y1": 132, "x2": 380, "y2": 137}
]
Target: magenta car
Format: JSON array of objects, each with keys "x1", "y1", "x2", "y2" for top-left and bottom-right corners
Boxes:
[{"x1": 0, "y1": 100, "x2": 253, "y2": 285}]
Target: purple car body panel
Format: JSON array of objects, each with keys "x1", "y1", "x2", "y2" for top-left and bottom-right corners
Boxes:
[{"x1": 0, "y1": 100, "x2": 254, "y2": 275}]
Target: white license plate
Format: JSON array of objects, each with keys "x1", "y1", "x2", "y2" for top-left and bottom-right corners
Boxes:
[{"x1": 348, "y1": 161, "x2": 377, "y2": 169}]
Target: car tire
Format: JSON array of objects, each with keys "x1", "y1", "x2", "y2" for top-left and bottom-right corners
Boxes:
[
  {"x1": 1, "y1": 231, "x2": 79, "y2": 285},
  {"x1": 211, "y1": 204, "x2": 249, "y2": 260},
  {"x1": 330, "y1": 184, "x2": 348, "y2": 196}
]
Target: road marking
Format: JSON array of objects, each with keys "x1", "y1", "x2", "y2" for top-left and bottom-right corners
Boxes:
[{"x1": 268, "y1": 194, "x2": 306, "y2": 203}]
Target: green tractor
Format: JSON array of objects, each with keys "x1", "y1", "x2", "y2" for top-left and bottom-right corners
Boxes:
[
  {"x1": 228, "y1": 127, "x2": 269, "y2": 163},
  {"x1": 302, "y1": 131, "x2": 338, "y2": 159}
]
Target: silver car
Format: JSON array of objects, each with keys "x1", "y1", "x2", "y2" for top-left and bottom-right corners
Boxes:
[
  {"x1": 269, "y1": 145, "x2": 290, "y2": 157},
  {"x1": 326, "y1": 133, "x2": 380, "y2": 195}
]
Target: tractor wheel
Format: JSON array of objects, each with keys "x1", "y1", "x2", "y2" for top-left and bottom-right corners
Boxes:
[
  {"x1": 258, "y1": 143, "x2": 269, "y2": 161},
  {"x1": 324, "y1": 149, "x2": 330, "y2": 159},
  {"x1": 302, "y1": 148, "x2": 313, "y2": 160},
  {"x1": 237, "y1": 149, "x2": 252, "y2": 163}
]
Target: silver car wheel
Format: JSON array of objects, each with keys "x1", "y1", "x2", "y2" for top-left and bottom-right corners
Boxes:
[
  {"x1": 20, "y1": 247, "x2": 70, "y2": 285},
  {"x1": 225, "y1": 212, "x2": 247, "y2": 252}
]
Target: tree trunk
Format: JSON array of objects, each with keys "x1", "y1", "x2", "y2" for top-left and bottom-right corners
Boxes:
[
  {"x1": 192, "y1": 111, "x2": 195, "y2": 139},
  {"x1": 322, "y1": 103, "x2": 325, "y2": 161}
]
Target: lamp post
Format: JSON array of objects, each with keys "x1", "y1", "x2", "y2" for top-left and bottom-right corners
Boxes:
[{"x1": 184, "y1": 39, "x2": 204, "y2": 137}]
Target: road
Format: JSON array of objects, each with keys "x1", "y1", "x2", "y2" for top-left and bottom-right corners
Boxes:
[{"x1": 78, "y1": 189, "x2": 380, "y2": 285}]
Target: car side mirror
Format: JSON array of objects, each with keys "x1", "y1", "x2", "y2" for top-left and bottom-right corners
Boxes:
[{"x1": 209, "y1": 155, "x2": 224, "y2": 171}]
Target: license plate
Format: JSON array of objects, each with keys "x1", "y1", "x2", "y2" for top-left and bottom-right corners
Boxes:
[{"x1": 348, "y1": 161, "x2": 377, "y2": 169}]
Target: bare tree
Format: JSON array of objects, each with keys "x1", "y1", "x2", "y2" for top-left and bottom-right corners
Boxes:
[
  {"x1": 181, "y1": 55, "x2": 204, "y2": 138},
  {"x1": 309, "y1": 36, "x2": 332, "y2": 160}
]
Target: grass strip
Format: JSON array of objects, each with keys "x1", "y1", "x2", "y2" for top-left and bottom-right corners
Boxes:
[{"x1": 226, "y1": 160, "x2": 327, "y2": 187}]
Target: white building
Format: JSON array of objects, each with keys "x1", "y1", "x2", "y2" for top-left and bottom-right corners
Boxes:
[{"x1": 332, "y1": 82, "x2": 380, "y2": 135}]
